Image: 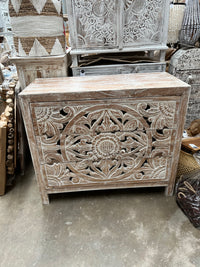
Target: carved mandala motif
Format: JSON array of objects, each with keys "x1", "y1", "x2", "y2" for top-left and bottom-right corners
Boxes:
[
  {"x1": 32, "y1": 101, "x2": 176, "y2": 187},
  {"x1": 93, "y1": 134, "x2": 120, "y2": 159}
]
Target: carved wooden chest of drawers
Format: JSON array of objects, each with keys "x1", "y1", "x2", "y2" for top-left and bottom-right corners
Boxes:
[{"x1": 19, "y1": 72, "x2": 190, "y2": 204}]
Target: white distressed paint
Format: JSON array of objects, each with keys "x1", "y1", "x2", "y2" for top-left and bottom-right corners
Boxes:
[
  {"x1": 29, "y1": 39, "x2": 49, "y2": 57},
  {"x1": 30, "y1": 0, "x2": 47, "y2": 14},
  {"x1": 11, "y1": 16, "x2": 64, "y2": 37},
  {"x1": 10, "y1": 0, "x2": 22, "y2": 14},
  {"x1": 52, "y1": 0, "x2": 62, "y2": 14},
  {"x1": 51, "y1": 38, "x2": 64, "y2": 55}
]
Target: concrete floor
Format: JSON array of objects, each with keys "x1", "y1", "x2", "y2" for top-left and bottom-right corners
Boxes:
[{"x1": 0, "y1": 163, "x2": 200, "y2": 267}]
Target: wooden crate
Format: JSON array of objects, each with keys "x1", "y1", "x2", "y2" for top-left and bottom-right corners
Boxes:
[
  {"x1": 19, "y1": 72, "x2": 190, "y2": 204},
  {"x1": 12, "y1": 54, "x2": 69, "y2": 90}
]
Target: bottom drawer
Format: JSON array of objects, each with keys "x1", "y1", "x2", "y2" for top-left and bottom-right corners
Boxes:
[
  {"x1": 41, "y1": 156, "x2": 171, "y2": 189},
  {"x1": 72, "y1": 62, "x2": 166, "y2": 76}
]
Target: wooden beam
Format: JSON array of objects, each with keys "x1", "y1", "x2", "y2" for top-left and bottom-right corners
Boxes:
[{"x1": 0, "y1": 126, "x2": 7, "y2": 195}]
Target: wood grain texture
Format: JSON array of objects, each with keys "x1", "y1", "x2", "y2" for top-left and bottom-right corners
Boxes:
[{"x1": 19, "y1": 72, "x2": 190, "y2": 204}]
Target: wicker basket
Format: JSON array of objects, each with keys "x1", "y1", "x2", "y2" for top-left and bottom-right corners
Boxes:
[
  {"x1": 179, "y1": 0, "x2": 200, "y2": 46},
  {"x1": 176, "y1": 150, "x2": 200, "y2": 179},
  {"x1": 9, "y1": 0, "x2": 65, "y2": 57}
]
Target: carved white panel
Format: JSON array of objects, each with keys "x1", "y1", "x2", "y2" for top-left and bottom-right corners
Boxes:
[
  {"x1": 31, "y1": 100, "x2": 176, "y2": 187},
  {"x1": 66, "y1": 0, "x2": 170, "y2": 51}
]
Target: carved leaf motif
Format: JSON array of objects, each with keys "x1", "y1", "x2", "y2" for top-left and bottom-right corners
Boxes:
[
  {"x1": 34, "y1": 106, "x2": 73, "y2": 137},
  {"x1": 138, "y1": 102, "x2": 176, "y2": 129}
]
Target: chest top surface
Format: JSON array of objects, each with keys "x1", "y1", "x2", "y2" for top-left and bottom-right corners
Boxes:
[{"x1": 20, "y1": 72, "x2": 189, "y2": 100}]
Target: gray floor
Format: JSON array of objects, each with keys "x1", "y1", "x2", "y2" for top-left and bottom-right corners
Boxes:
[{"x1": 0, "y1": 163, "x2": 200, "y2": 267}]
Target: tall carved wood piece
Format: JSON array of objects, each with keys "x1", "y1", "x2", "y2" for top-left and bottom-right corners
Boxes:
[{"x1": 19, "y1": 73, "x2": 190, "y2": 204}]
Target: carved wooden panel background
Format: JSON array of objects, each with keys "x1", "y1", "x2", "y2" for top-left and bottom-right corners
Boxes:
[
  {"x1": 71, "y1": 0, "x2": 117, "y2": 48},
  {"x1": 31, "y1": 100, "x2": 177, "y2": 188},
  {"x1": 123, "y1": 0, "x2": 164, "y2": 46},
  {"x1": 169, "y1": 48, "x2": 200, "y2": 127},
  {"x1": 67, "y1": 0, "x2": 169, "y2": 50}
]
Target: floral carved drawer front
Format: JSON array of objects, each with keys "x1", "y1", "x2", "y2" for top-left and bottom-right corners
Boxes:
[{"x1": 31, "y1": 101, "x2": 177, "y2": 188}]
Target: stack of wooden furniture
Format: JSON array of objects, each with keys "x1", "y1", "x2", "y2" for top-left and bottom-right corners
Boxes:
[
  {"x1": 19, "y1": 72, "x2": 190, "y2": 204},
  {"x1": 66, "y1": 0, "x2": 170, "y2": 76},
  {"x1": 0, "y1": 78, "x2": 18, "y2": 195}
]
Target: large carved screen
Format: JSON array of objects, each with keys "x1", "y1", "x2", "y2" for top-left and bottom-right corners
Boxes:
[
  {"x1": 68, "y1": 0, "x2": 168, "y2": 49},
  {"x1": 31, "y1": 100, "x2": 177, "y2": 188}
]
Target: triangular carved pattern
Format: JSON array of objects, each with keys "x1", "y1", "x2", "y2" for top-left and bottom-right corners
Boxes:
[
  {"x1": 16, "y1": 36, "x2": 65, "y2": 56},
  {"x1": 19, "y1": 37, "x2": 35, "y2": 55},
  {"x1": 9, "y1": 0, "x2": 62, "y2": 16},
  {"x1": 9, "y1": 0, "x2": 38, "y2": 16},
  {"x1": 36, "y1": 37, "x2": 58, "y2": 54},
  {"x1": 40, "y1": 0, "x2": 62, "y2": 15},
  {"x1": 18, "y1": 38, "x2": 27, "y2": 56},
  {"x1": 9, "y1": 0, "x2": 22, "y2": 16},
  {"x1": 29, "y1": 39, "x2": 49, "y2": 56}
]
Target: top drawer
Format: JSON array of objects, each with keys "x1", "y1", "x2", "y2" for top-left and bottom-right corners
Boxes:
[{"x1": 31, "y1": 99, "x2": 178, "y2": 137}]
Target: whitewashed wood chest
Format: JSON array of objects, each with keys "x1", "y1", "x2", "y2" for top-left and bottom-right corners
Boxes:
[
  {"x1": 19, "y1": 72, "x2": 190, "y2": 204},
  {"x1": 169, "y1": 48, "x2": 200, "y2": 128}
]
